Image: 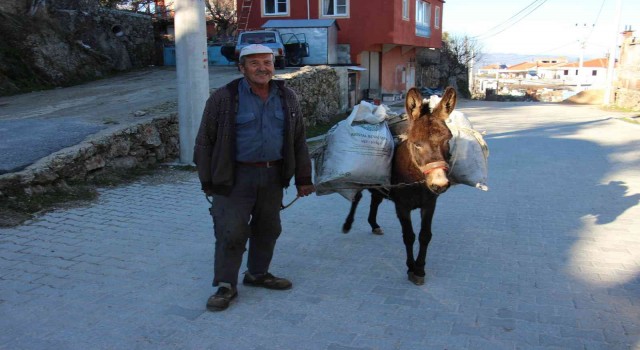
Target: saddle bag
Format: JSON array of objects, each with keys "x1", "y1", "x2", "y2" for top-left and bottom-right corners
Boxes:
[
  {"x1": 446, "y1": 111, "x2": 489, "y2": 191},
  {"x1": 313, "y1": 102, "x2": 395, "y2": 201}
]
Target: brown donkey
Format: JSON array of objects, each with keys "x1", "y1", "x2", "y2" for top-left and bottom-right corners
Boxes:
[{"x1": 343, "y1": 87, "x2": 456, "y2": 285}]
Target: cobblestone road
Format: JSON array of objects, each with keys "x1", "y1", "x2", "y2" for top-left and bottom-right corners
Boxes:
[{"x1": 1, "y1": 101, "x2": 639, "y2": 349}]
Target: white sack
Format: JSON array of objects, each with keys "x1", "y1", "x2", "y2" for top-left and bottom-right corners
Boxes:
[
  {"x1": 314, "y1": 103, "x2": 395, "y2": 201},
  {"x1": 446, "y1": 111, "x2": 489, "y2": 191}
]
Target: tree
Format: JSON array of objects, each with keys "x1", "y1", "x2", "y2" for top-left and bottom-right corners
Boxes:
[
  {"x1": 416, "y1": 33, "x2": 483, "y2": 97},
  {"x1": 204, "y1": 0, "x2": 236, "y2": 40},
  {"x1": 440, "y1": 33, "x2": 483, "y2": 85}
]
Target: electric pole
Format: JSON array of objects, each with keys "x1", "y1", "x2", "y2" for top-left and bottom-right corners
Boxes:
[
  {"x1": 575, "y1": 23, "x2": 591, "y2": 91},
  {"x1": 175, "y1": 0, "x2": 210, "y2": 164},
  {"x1": 604, "y1": 0, "x2": 622, "y2": 106}
]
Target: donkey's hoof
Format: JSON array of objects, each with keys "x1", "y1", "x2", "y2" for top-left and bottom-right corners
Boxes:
[
  {"x1": 408, "y1": 272, "x2": 425, "y2": 285},
  {"x1": 342, "y1": 225, "x2": 351, "y2": 234},
  {"x1": 371, "y1": 227, "x2": 384, "y2": 235}
]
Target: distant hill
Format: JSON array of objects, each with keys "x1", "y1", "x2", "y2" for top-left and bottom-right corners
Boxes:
[{"x1": 476, "y1": 53, "x2": 580, "y2": 69}]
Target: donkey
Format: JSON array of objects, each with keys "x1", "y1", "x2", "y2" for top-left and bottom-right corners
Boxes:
[{"x1": 343, "y1": 87, "x2": 456, "y2": 285}]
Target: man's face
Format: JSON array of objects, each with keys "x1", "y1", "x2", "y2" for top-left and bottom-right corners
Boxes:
[{"x1": 239, "y1": 53, "x2": 274, "y2": 87}]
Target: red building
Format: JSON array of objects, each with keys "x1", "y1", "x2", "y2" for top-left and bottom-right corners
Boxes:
[{"x1": 237, "y1": 0, "x2": 444, "y2": 98}]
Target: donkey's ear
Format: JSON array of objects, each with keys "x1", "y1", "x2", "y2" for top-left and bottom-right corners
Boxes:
[
  {"x1": 434, "y1": 86, "x2": 457, "y2": 119},
  {"x1": 405, "y1": 88, "x2": 423, "y2": 121}
]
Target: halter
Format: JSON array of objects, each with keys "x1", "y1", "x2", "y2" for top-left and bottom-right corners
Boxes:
[
  {"x1": 408, "y1": 141, "x2": 450, "y2": 176},
  {"x1": 420, "y1": 160, "x2": 449, "y2": 175}
]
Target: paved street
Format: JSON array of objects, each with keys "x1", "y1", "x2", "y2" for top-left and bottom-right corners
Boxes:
[{"x1": 1, "y1": 100, "x2": 639, "y2": 349}]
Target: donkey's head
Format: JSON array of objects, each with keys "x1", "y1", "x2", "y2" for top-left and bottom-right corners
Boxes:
[{"x1": 404, "y1": 87, "x2": 456, "y2": 195}]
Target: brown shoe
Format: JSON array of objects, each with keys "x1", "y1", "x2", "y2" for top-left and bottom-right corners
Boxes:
[
  {"x1": 243, "y1": 272, "x2": 292, "y2": 290},
  {"x1": 206, "y1": 286, "x2": 237, "y2": 311}
]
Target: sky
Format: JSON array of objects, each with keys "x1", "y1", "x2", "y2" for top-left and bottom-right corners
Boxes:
[{"x1": 443, "y1": 0, "x2": 639, "y2": 58}]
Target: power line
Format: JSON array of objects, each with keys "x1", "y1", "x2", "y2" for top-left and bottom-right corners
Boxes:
[
  {"x1": 474, "y1": 0, "x2": 549, "y2": 40},
  {"x1": 584, "y1": 0, "x2": 606, "y2": 43}
]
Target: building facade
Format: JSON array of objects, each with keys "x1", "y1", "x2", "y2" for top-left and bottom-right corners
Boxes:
[{"x1": 238, "y1": 0, "x2": 444, "y2": 99}]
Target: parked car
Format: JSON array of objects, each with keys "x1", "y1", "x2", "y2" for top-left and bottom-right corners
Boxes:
[{"x1": 220, "y1": 30, "x2": 287, "y2": 69}]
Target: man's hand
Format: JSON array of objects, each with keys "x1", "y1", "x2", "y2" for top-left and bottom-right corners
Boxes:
[
  {"x1": 202, "y1": 183, "x2": 214, "y2": 196},
  {"x1": 296, "y1": 184, "x2": 315, "y2": 197}
]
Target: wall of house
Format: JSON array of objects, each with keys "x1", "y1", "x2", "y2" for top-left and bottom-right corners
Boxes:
[
  {"x1": 615, "y1": 32, "x2": 640, "y2": 111},
  {"x1": 380, "y1": 46, "x2": 417, "y2": 95},
  {"x1": 240, "y1": 0, "x2": 444, "y2": 63}
]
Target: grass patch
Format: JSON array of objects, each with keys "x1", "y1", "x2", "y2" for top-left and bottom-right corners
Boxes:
[
  {"x1": 621, "y1": 115, "x2": 640, "y2": 125},
  {"x1": 0, "y1": 185, "x2": 98, "y2": 227},
  {"x1": 0, "y1": 165, "x2": 161, "y2": 227},
  {"x1": 170, "y1": 165, "x2": 197, "y2": 172}
]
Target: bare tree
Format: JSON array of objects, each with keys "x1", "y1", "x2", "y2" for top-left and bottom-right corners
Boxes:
[
  {"x1": 440, "y1": 33, "x2": 483, "y2": 84},
  {"x1": 204, "y1": 0, "x2": 236, "y2": 40},
  {"x1": 416, "y1": 33, "x2": 483, "y2": 95}
]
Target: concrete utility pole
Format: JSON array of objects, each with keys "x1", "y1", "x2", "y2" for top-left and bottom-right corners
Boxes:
[
  {"x1": 604, "y1": 0, "x2": 622, "y2": 106},
  {"x1": 175, "y1": 0, "x2": 209, "y2": 164},
  {"x1": 577, "y1": 40, "x2": 585, "y2": 90}
]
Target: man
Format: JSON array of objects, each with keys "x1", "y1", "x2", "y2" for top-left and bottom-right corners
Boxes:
[{"x1": 194, "y1": 44, "x2": 315, "y2": 311}]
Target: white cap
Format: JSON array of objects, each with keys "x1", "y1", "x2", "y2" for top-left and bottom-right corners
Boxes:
[{"x1": 239, "y1": 44, "x2": 274, "y2": 59}]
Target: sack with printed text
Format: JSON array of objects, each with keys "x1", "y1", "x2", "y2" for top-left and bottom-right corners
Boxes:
[{"x1": 313, "y1": 102, "x2": 395, "y2": 201}]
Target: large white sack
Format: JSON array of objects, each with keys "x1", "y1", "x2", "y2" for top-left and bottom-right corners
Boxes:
[
  {"x1": 446, "y1": 111, "x2": 489, "y2": 191},
  {"x1": 314, "y1": 102, "x2": 395, "y2": 201}
]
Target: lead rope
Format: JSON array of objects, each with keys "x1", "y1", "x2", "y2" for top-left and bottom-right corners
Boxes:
[
  {"x1": 205, "y1": 193, "x2": 302, "y2": 211},
  {"x1": 280, "y1": 195, "x2": 299, "y2": 210},
  {"x1": 278, "y1": 179, "x2": 427, "y2": 211}
]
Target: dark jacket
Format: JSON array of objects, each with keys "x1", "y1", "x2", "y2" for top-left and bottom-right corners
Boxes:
[{"x1": 193, "y1": 78, "x2": 313, "y2": 196}]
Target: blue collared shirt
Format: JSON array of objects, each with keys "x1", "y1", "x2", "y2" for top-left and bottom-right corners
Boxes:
[{"x1": 235, "y1": 78, "x2": 284, "y2": 162}]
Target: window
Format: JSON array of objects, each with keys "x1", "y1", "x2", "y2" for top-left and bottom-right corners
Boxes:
[
  {"x1": 415, "y1": 1, "x2": 431, "y2": 37},
  {"x1": 434, "y1": 6, "x2": 441, "y2": 29},
  {"x1": 592, "y1": 70, "x2": 597, "y2": 76},
  {"x1": 264, "y1": 0, "x2": 288, "y2": 16},
  {"x1": 402, "y1": 0, "x2": 409, "y2": 20},
  {"x1": 564, "y1": 70, "x2": 568, "y2": 76},
  {"x1": 322, "y1": 0, "x2": 348, "y2": 16}
]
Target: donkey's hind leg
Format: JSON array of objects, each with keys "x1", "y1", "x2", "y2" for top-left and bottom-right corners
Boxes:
[
  {"x1": 368, "y1": 190, "x2": 384, "y2": 235},
  {"x1": 342, "y1": 190, "x2": 363, "y2": 233}
]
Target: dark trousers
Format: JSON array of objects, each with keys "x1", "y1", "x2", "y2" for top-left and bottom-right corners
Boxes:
[{"x1": 209, "y1": 164, "x2": 283, "y2": 287}]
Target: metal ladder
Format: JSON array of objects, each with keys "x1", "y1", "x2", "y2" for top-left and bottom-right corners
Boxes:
[{"x1": 236, "y1": 0, "x2": 253, "y2": 33}]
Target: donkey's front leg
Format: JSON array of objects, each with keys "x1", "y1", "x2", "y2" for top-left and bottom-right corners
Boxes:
[
  {"x1": 413, "y1": 198, "x2": 438, "y2": 285},
  {"x1": 395, "y1": 205, "x2": 417, "y2": 281}
]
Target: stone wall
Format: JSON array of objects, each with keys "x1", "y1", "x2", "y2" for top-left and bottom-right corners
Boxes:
[
  {"x1": 0, "y1": 116, "x2": 178, "y2": 198},
  {"x1": 615, "y1": 31, "x2": 640, "y2": 111},
  {"x1": 278, "y1": 65, "x2": 342, "y2": 126}
]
